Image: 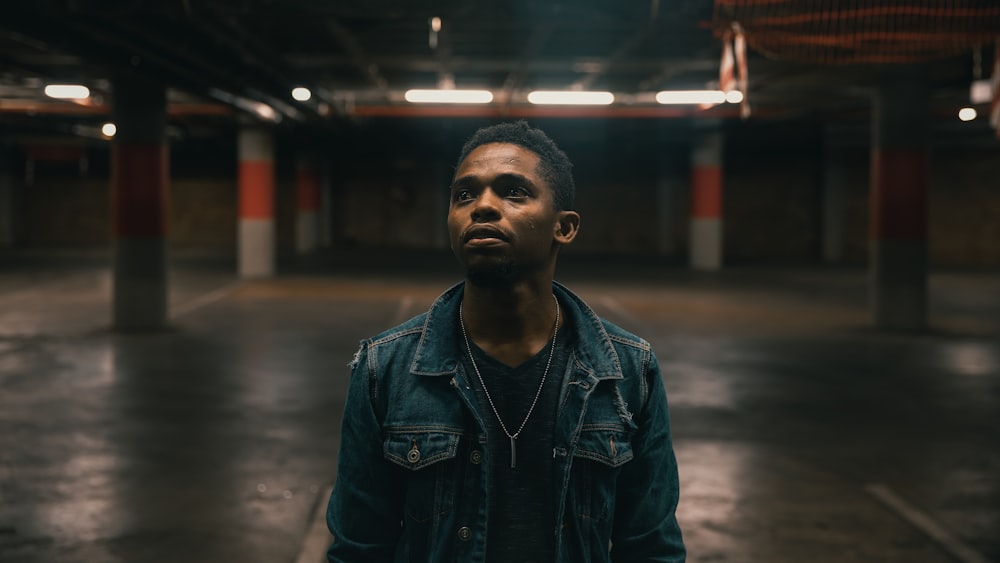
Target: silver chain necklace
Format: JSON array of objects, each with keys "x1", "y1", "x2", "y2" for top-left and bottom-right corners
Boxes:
[{"x1": 459, "y1": 294, "x2": 560, "y2": 469}]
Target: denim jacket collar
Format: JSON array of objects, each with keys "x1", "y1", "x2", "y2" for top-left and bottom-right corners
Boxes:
[{"x1": 409, "y1": 281, "x2": 624, "y2": 382}]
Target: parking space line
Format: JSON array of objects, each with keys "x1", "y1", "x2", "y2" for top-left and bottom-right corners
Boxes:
[
  {"x1": 865, "y1": 483, "x2": 992, "y2": 563},
  {"x1": 392, "y1": 295, "x2": 414, "y2": 326},
  {"x1": 171, "y1": 281, "x2": 243, "y2": 318},
  {"x1": 295, "y1": 484, "x2": 334, "y2": 563}
]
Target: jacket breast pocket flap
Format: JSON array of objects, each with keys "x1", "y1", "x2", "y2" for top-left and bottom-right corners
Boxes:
[
  {"x1": 383, "y1": 431, "x2": 460, "y2": 471},
  {"x1": 573, "y1": 428, "x2": 634, "y2": 468}
]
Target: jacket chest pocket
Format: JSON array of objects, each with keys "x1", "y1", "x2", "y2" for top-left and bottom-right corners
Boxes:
[
  {"x1": 384, "y1": 430, "x2": 461, "y2": 524},
  {"x1": 569, "y1": 426, "x2": 634, "y2": 523}
]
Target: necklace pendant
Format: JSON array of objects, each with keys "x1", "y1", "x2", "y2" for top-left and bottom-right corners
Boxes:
[{"x1": 510, "y1": 436, "x2": 517, "y2": 469}]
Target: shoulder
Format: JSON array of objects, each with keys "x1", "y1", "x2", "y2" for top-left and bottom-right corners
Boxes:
[
  {"x1": 599, "y1": 318, "x2": 651, "y2": 356},
  {"x1": 351, "y1": 312, "x2": 428, "y2": 368}
]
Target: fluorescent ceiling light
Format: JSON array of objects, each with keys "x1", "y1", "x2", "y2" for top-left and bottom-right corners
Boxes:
[
  {"x1": 291, "y1": 87, "x2": 312, "y2": 101},
  {"x1": 404, "y1": 89, "x2": 493, "y2": 104},
  {"x1": 958, "y1": 107, "x2": 977, "y2": 122},
  {"x1": 656, "y1": 90, "x2": 726, "y2": 105},
  {"x1": 724, "y1": 90, "x2": 744, "y2": 104},
  {"x1": 527, "y1": 90, "x2": 614, "y2": 105},
  {"x1": 44, "y1": 84, "x2": 90, "y2": 99},
  {"x1": 101, "y1": 123, "x2": 117, "y2": 137}
]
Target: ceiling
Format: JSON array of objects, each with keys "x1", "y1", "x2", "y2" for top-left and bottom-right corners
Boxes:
[{"x1": 0, "y1": 0, "x2": 996, "y2": 143}]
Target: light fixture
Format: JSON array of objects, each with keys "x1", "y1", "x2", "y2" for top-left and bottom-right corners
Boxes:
[
  {"x1": 958, "y1": 107, "x2": 977, "y2": 122},
  {"x1": 526, "y1": 91, "x2": 614, "y2": 105},
  {"x1": 655, "y1": 90, "x2": 727, "y2": 105},
  {"x1": 291, "y1": 87, "x2": 312, "y2": 102},
  {"x1": 101, "y1": 123, "x2": 117, "y2": 137},
  {"x1": 724, "y1": 90, "x2": 744, "y2": 103},
  {"x1": 430, "y1": 17, "x2": 442, "y2": 32},
  {"x1": 404, "y1": 89, "x2": 493, "y2": 104},
  {"x1": 44, "y1": 84, "x2": 90, "y2": 99}
]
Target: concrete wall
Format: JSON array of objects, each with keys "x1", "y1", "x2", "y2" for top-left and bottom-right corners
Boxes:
[{"x1": 10, "y1": 120, "x2": 1000, "y2": 268}]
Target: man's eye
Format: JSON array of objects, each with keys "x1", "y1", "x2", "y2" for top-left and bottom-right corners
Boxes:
[
  {"x1": 454, "y1": 189, "x2": 473, "y2": 201},
  {"x1": 507, "y1": 186, "x2": 528, "y2": 198}
]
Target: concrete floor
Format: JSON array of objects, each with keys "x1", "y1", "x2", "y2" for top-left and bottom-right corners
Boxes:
[{"x1": 1, "y1": 248, "x2": 998, "y2": 563}]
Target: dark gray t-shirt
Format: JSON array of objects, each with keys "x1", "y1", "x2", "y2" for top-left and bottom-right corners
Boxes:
[{"x1": 461, "y1": 313, "x2": 574, "y2": 563}]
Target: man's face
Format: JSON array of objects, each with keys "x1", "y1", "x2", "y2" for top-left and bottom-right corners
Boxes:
[{"x1": 448, "y1": 142, "x2": 568, "y2": 286}]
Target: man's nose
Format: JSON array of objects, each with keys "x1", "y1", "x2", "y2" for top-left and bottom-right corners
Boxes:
[{"x1": 471, "y1": 188, "x2": 502, "y2": 221}]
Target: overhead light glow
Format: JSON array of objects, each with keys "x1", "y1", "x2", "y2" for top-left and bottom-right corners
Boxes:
[
  {"x1": 404, "y1": 89, "x2": 493, "y2": 104},
  {"x1": 255, "y1": 103, "x2": 277, "y2": 120},
  {"x1": 656, "y1": 90, "x2": 727, "y2": 105},
  {"x1": 44, "y1": 84, "x2": 90, "y2": 99},
  {"x1": 724, "y1": 90, "x2": 744, "y2": 103},
  {"x1": 430, "y1": 17, "x2": 442, "y2": 32},
  {"x1": 101, "y1": 123, "x2": 117, "y2": 137},
  {"x1": 526, "y1": 91, "x2": 614, "y2": 105},
  {"x1": 291, "y1": 87, "x2": 312, "y2": 101},
  {"x1": 958, "y1": 107, "x2": 977, "y2": 122}
]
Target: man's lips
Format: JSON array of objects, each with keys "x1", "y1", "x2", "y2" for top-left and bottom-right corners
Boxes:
[{"x1": 463, "y1": 226, "x2": 510, "y2": 244}]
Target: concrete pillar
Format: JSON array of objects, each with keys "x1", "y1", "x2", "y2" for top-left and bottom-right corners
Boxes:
[
  {"x1": 870, "y1": 66, "x2": 929, "y2": 330},
  {"x1": 822, "y1": 145, "x2": 849, "y2": 263},
  {"x1": 436, "y1": 163, "x2": 452, "y2": 250},
  {"x1": 111, "y1": 74, "x2": 169, "y2": 330},
  {"x1": 656, "y1": 173, "x2": 683, "y2": 257},
  {"x1": 295, "y1": 157, "x2": 320, "y2": 254},
  {"x1": 689, "y1": 129, "x2": 724, "y2": 270},
  {"x1": 319, "y1": 160, "x2": 333, "y2": 248},
  {"x1": 238, "y1": 127, "x2": 275, "y2": 278},
  {"x1": 0, "y1": 142, "x2": 15, "y2": 247}
]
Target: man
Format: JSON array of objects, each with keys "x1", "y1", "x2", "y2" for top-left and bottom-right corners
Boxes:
[{"x1": 327, "y1": 121, "x2": 685, "y2": 562}]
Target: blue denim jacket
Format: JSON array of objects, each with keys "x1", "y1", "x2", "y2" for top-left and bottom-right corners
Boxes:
[{"x1": 327, "y1": 282, "x2": 685, "y2": 563}]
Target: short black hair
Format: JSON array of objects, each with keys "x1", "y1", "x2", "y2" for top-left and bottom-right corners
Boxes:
[{"x1": 455, "y1": 121, "x2": 575, "y2": 211}]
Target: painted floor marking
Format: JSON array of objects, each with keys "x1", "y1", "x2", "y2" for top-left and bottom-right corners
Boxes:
[
  {"x1": 865, "y1": 483, "x2": 993, "y2": 563},
  {"x1": 598, "y1": 295, "x2": 641, "y2": 326},
  {"x1": 295, "y1": 484, "x2": 334, "y2": 563},
  {"x1": 171, "y1": 281, "x2": 243, "y2": 318},
  {"x1": 392, "y1": 295, "x2": 414, "y2": 326}
]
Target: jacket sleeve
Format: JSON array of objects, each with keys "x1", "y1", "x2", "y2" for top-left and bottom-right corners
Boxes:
[
  {"x1": 610, "y1": 350, "x2": 686, "y2": 562},
  {"x1": 326, "y1": 342, "x2": 403, "y2": 562}
]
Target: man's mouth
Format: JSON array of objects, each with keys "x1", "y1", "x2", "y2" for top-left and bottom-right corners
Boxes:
[{"x1": 463, "y1": 227, "x2": 509, "y2": 244}]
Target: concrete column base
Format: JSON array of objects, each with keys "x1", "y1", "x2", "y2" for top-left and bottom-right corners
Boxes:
[
  {"x1": 296, "y1": 211, "x2": 318, "y2": 254},
  {"x1": 239, "y1": 219, "x2": 275, "y2": 278},
  {"x1": 871, "y1": 240, "x2": 927, "y2": 330},
  {"x1": 113, "y1": 237, "x2": 168, "y2": 329},
  {"x1": 691, "y1": 218, "x2": 722, "y2": 271}
]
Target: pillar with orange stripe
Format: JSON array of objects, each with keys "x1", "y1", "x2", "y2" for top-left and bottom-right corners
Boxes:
[
  {"x1": 238, "y1": 127, "x2": 275, "y2": 278},
  {"x1": 0, "y1": 142, "x2": 14, "y2": 247},
  {"x1": 870, "y1": 66, "x2": 928, "y2": 330},
  {"x1": 689, "y1": 129, "x2": 724, "y2": 270},
  {"x1": 295, "y1": 156, "x2": 320, "y2": 254},
  {"x1": 111, "y1": 74, "x2": 169, "y2": 330}
]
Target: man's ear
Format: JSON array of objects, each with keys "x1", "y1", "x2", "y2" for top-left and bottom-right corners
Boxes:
[{"x1": 553, "y1": 210, "x2": 580, "y2": 245}]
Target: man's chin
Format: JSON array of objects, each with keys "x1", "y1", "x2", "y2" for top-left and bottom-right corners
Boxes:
[{"x1": 465, "y1": 261, "x2": 519, "y2": 288}]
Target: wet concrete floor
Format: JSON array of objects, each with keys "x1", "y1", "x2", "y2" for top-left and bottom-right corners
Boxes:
[{"x1": 1, "y1": 248, "x2": 998, "y2": 562}]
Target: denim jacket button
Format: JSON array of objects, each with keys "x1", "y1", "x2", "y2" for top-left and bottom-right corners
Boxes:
[
  {"x1": 469, "y1": 450, "x2": 482, "y2": 464},
  {"x1": 407, "y1": 446, "x2": 420, "y2": 464},
  {"x1": 457, "y1": 526, "x2": 472, "y2": 541}
]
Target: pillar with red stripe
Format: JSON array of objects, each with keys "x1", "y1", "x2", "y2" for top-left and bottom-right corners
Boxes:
[
  {"x1": 295, "y1": 156, "x2": 320, "y2": 254},
  {"x1": 870, "y1": 66, "x2": 928, "y2": 330},
  {"x1": 689, "y1": 129, "x2": 724, "y2": 270},
  {"x1": 111, "y1": 74, "x2": 169, "y2": 330},
  {"x1": 238, "y1": 127, "x2": 275, "y2": 278}
]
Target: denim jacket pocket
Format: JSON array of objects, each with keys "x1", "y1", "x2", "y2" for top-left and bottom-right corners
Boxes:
[
  {"x1": 574, "y1": 426, "x2": 634, "y2": 468},
  {"x1": 569, "y1": 426, "x2": 634, "y2": 527},
  {"x1": 383, "y1": 430, "x2": 461, "y2": 525},
  {"x1": 384, "y1": 431, "x2": 460, "y2": 470}
]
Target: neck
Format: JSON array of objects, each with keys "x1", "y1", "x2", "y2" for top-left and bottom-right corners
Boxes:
[{"x1": 461, "y1": 277, "x2": 558, "y2": 358}]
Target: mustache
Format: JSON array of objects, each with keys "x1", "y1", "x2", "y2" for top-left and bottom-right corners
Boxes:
[{"x1": 462, "y1": 225, "x2": 511, "y2": 243}]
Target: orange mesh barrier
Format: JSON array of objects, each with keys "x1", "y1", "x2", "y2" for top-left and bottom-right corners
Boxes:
[{"x1": 713, "y1": 0, "x2": 1000, "y2": 65}]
